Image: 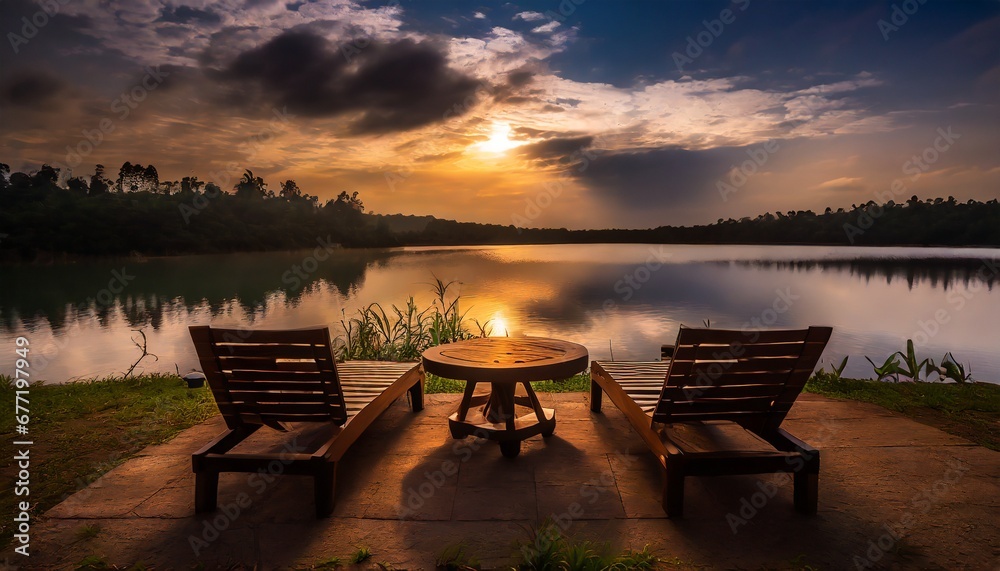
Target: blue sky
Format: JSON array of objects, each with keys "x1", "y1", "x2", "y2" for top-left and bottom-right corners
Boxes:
[{"x1": 1, "y1": 0, "x2": 998, "y2": 228}]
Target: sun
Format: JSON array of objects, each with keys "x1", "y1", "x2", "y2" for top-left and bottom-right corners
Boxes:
[{"x1": 474, "y1": 123, "x2": 524, "y2": 154}]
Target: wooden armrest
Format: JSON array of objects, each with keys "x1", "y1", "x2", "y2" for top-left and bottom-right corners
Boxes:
[
  {"x1": 760, "y1": 428, "x2": 817, "y2": 455},
  {"x1": 660, "y1": 344, "x2": 675, "y2": 360}
]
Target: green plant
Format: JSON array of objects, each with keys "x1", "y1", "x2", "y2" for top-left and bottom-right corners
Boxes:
[
  {"x1": 931, "y1": 352, "x2": 973, "y2": 383},
  {"x1": 313, "y1": 556, "x2": 341, "y2": 569},
  {"x1": 612, "y1": 545, "x2": 659, "y2": 569},
  {"x1": 335, "y1": 277, "x2": 486, "y2": 361},
  {"x1": 515, "y1": 520, "x2": 565, "y2": 570},
  {"x1": 351, "y1": 546, "x2": 372, "y2": 564},
  {"x1": 893, "y1": 339, "x2": 936, "y2": 382},
  {"x1": 817, "y1": 356, "x2": 849, "y2": 380},
  {"x1": 436, "y1": 543, "x2": 481, "y2": 570},
  {"x1": 559, "y1": 541, "x2": 613, "y2": 571},
  {"x1": 77, "y1": 524, "x2": 101, "y2": 540},
  {"x1": 866, "y1": 353, "x2": 902, "y2": 382}
]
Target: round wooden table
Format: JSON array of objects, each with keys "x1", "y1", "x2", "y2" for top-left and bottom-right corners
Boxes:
[{"x1": 421, "y1": 337, "x2": 589, "y2": 457}]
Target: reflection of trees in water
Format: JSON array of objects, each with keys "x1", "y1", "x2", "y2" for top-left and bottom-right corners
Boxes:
[
  {"x1": 730, "y1": 258, "x2": 998, "y2": 290},
  {"x1": 0, "y1": 249, "x2": 398, "y2": 331}
]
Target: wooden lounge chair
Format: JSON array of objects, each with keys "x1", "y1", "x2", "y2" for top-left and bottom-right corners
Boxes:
[
  {"x1": 590, "y1": 326, "x2": 832, "y2": 517},
  {"x1": 189, "y1": 325, "x2": 423, "y2": 517}
]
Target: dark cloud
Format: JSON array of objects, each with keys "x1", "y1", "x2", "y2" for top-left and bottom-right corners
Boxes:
[
  {"x1": 158, "y1": 6, "x2": 222, "y2": 26},
  {"x1": 0, "y1": 71, "x2": 66, "y2": 109},
  {"x1": 575, "y1": 146, "x2": 743, "y2": 208},
  {"x1": 518, "y1": 136, "x2": 593, "y2": 160},
  {"x1": 220, "y1": 31, "x2": 480, "y2": 135},
  {"x1": 507, "y1": 69, "x2": 535, "y2": 87},
  {"x1": 415, "y1": 151, "x2": 463, "y2": 163}
]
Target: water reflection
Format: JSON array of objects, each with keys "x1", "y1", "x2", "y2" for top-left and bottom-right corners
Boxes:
[
  {"x1": 732, "y1": 258, "x2": 998, "y2": 291},
  {"x1": 1, "y1": 244, "x2": 998, "y2": 383},
  {"x1": 0, "y1": 249, "x2": 399, "y2": 332}
]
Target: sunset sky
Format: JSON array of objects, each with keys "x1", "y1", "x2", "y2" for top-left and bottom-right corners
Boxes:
[{"x1": 1, "y1": 0, "x2": 998, "y2": 228}]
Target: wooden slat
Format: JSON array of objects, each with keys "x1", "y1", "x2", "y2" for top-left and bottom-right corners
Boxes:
[
  {"x1": 662, "y1": 397, "x2": 775, "y2": 414},
  {"x1": 210, "y1": 328, "x2": 330, "y2": 344},
  {"x1": 668, "y1": 357, "x2": 799, "y2": 375},
  {"x1": 227, "y1": 392, "x2": 330, "y2": 403},
  {"x1": 228, "y1": 370, "x2": 336, "y2": 382},
  {"x1": 678, "y1": 342, "x2": 824, "y2": 360},
  {"x1": 660, "y1": 384, "x2": 786, "y2": 399},
  {"x1": 672, "y1": 328, "x2": 810, "y2": 345},
  {"x1": 210, "y1": 344, "x2": 325, "y2": 358}
]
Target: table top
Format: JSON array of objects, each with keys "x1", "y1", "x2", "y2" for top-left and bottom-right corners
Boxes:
[{"x1": 421, "y1": 337, "x2": 589, "y2": 383}]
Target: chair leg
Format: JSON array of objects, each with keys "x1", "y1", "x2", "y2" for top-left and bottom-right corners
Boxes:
[
  {"x1": 408, "y1": 374, "x2": 424, "y2": 413},
  {"x1": 590, "y1": 378, "x2": 603, "y2": 412},
  {"x1": 195, "y1": 471, "x2": 219, "y2": 513},
  {"x1": 314, "y1": 462, "x2": 337, "y2": 518},
  {"x1": 794, "y1": 470, "x2": 818, "y2": 514},
  {"x1": 662, "y1": 464, "x2": 685, "y2": 518}
]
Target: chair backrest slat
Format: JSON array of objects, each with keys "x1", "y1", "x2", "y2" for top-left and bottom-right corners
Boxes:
[
  {"x1": 189, "y1": 326, "x2": 348, "y2": 430},
  {"x1": 652, "y1": 326, "x2": 832, "y2": 433}
]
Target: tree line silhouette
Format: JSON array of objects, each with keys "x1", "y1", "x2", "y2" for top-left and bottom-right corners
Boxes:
[{"x1": 1, "y1": 161, "x2": 998, "y2": 261}]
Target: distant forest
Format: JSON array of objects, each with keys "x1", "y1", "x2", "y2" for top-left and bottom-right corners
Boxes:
[{"x1": 1, "y1": 161, "x2": 999, "y2": 262}]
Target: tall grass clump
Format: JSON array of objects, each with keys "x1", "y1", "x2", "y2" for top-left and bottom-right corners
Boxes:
[{"x1": 335, "y1": 278, "x2": 491, "y2": 361}]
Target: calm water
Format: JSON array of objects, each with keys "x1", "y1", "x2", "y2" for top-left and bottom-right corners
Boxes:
[{"x1": 1, "y1": 244, "x2": 998, "y2": 384}]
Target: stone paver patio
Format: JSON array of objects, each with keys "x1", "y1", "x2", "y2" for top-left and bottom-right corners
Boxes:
[{"x1": 7, "y1": 392, "x2": 999, "y2": 569}]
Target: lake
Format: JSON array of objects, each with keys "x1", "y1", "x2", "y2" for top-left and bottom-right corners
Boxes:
[{"x1": 2, "y1": 244, "x2": 998, "y2": 384}]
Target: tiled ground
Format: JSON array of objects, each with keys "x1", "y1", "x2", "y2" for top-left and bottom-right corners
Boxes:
[{"x1": 6, "y1": 392, "x2": 999, "y2": 570}]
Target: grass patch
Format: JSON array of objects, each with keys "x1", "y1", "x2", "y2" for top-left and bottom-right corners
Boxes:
[
  {"x1": 425, "y1": 373, "x2": 591, "y2": 394},
  {"x1": 436, "y1": 543, "x2": 481, "y2": 570},
  {"x1": 805, "y1": 372, "x2": 1000, "y2": 450},
  {"x1": 513, "y1": 520, "x2": 681, "y2": 569},
  {"x1": 0, "y1": 373, "x2": 218, "y2": 550},
  {"x1": 350, "y1": 546, "x2": 373, "y2": 564}
]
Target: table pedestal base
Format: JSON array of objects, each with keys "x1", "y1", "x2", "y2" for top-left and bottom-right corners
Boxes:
[{"x1": 448, "y1": 380, "x2": 555, "y2": 457}]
